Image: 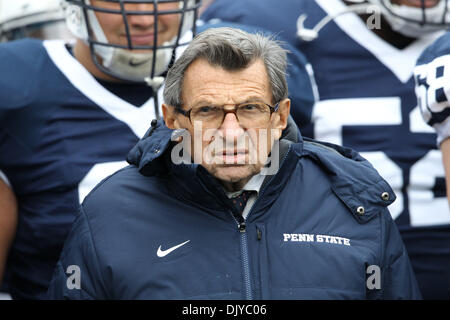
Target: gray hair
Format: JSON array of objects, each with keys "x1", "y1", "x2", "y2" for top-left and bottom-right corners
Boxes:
[{"x1": 163, "y1": 27, "x2": 289, "y2": 107}]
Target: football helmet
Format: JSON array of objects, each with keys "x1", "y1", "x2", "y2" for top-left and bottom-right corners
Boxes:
[
  {"x1": 366, "y1": 0, "x2": 450, "y2": 37},
  {"x1": 0, "y1": 0, "x2": 70, "y2": 41},
  {"x1": 61, "y1": 0, "x2": 201, "y2": 86}
]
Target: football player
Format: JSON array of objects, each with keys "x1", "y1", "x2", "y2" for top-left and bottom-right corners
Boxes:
[
  {"x1": 201, "y1": 0, "x2": 450, "y2": 299},
  {"x1": 0, "y1": 0, "x2": 200, "y2": 299},
  {"x1": 0, "y1": 0, "x2": 69, "y2": 297},
  {"x1": 415, "y1": 31, "x2": 450, "y2": 203}
]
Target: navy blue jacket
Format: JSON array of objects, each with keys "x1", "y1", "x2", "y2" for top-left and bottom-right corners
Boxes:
[{"x1": 47, "y1": 118, "x2": 421, "y2": 299}]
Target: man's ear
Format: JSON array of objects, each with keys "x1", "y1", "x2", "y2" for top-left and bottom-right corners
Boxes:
[
  {"x1": 162, "y1": 104, "x2": 179, "y2": 129},
  {"x1": 272, "y1": 98, "x2": 291, "y2": 139}
]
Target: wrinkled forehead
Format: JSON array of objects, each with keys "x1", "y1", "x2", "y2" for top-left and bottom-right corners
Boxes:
[{"x1": 181, "y1": 58, "x2": 273, "y2": 106}]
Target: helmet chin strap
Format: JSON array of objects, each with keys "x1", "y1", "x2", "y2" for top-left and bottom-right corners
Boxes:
[{"x1": 297, "y1": 2, "x2": 374, "y2": 41}]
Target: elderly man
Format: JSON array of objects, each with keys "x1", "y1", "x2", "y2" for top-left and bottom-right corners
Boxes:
[{"x1": 47, "y1": 27, "x2": 420, "y2": 299}]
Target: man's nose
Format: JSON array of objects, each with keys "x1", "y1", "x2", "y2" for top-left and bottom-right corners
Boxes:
[
  {"x1": 127, "y1": 4, "x2": 156, "y2": 28},
  {"x1": 218, "y1": 112, "x2": 245, "y2": 141}
]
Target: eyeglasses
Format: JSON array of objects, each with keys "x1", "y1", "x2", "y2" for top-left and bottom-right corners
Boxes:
[{"x1": 174, "y1": 102, "x2": 280, "y2": 128}]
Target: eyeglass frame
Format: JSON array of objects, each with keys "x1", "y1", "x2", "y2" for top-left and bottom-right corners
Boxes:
[{"x1": 173, "y1": 101, "x2": 280, "y2": 127}]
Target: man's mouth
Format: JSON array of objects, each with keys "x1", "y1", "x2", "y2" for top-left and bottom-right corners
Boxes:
[
  {"x1": 220, "y1": 149, "x2": 247, "y2": 155},
  {"x1": 121, "y1": 29, "x2": 165, "y2": 46},
  {"x1": 214, "y1": 150, "x2": 248, "y2": 164},
  {"x1": 129, "y1": 33, "x2": 156, "y2": 45}
]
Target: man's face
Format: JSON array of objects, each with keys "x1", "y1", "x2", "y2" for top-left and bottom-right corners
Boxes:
[
  {"x1": 164, "y1": 58, "x2": 290, "y2": 191},
  {"x1": 390, "y1": 0, "x2": 441, "y2": 8},
  {"x1": 91, "y1": 0, "x2": 181, "y2": 49}
]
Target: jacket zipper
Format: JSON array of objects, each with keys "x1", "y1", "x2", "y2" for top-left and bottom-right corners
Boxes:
[{"x1": 230, "y1": 211, "x2": 253, "y2": 300}]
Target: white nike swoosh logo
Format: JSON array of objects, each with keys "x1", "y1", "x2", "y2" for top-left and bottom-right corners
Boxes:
[{"x1": 157, "y1": 240, "x2": 190, "y2": 258}]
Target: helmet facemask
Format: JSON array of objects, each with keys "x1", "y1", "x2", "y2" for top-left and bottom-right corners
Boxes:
[
  {"x1": 63, "y1": 0, "x2": 200, "y2": 86},
  {"x1": 366, "y1": 0, "x2": 450, "y2": 37}
]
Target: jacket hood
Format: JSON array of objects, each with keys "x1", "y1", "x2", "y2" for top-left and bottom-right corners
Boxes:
[
  {"x1": 127, "y1": 116, "x2": 395, "y2": 223},
  {"x1": 300, "y1": 138, "x2": 396, "y2": 224}
]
